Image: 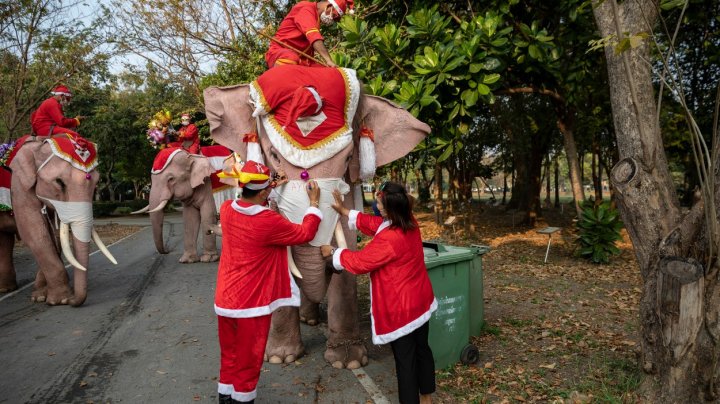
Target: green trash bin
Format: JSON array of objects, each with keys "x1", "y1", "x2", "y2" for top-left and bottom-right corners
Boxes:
[{"x1": 424, "y1": 242, "x2": 489, "y2": 370}]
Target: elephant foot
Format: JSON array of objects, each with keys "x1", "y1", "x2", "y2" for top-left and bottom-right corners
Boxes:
[
  {"x1": 0, "y1": 282, "x2": 18, "y2": 293},
  {"x1": 299, "y1": 300, "x2": 320, "y2": 326},
  {"x1": 264, "y1": 343, "x2": 305, "y2": 364},
  {"x1": 32, "y1": 287, "x2": 72, "y2": 305},
  {"x1": 324, "y1": 340, "x2": 368, "y2": 369},
  {"x1": 199, "y1": 253, "x2": 219, "y2": 263},
  {"x1": 178, "y1": 253, "x2": 198, "y2": 263}
]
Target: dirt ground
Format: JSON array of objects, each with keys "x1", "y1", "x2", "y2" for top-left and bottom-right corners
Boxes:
[
  {"x1": 412, "y1": 203, "x2": 642, "y2": 403},
  {"x1": 16, "y1": 206, "x2": 641, "y2": 402}
]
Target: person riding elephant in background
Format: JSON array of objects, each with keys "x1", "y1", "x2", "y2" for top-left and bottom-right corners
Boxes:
[
  {"x1": 177, "y1": 113, "x2": 200, "y2": 154},
  {"x1": 30, "y1": 85, "x2": 85, "y2": 138},
  {"x1": 264, "y1": 0, "x2": 354, "y2": 69},
  {"x1": 321, "y1": 181, "x2": 437, "y2": 404},
  {"x1": 214, "y1": 160, "x2": 323, "y2": 404}
]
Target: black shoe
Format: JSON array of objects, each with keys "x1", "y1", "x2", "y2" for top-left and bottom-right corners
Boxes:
[
  {"x1": 219, "y1": 393, "x2": 232, "y2": 404},
  {"x1": 233, "y1": 400, "x2": 254, "y2": 404}
]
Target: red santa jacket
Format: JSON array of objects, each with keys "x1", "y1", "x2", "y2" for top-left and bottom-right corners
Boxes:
[
  {"x1": 177, "y1": 123, "x2": 200, "y2": 154},
  {"x1": 332, "y1": 211, "x2": 438, "y2": 344},
  {"x1": 214, "y1": 200, "x2": 323, "y2": 318},
  {"x1": 30, "y1": 97, "x2": 80, "y2": 137},
  {"x1": 265, "y1": 1, "x2": 323, "y2": 67}
]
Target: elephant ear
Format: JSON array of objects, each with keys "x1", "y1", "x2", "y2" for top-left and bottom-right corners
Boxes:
[
  {"x1": 189, "y1": 155, "x2": 215, "y2": 189},
  {"x1": 8, "y1": 140, "x2": 44, "y2": 192},
  {"x1": 204, "y1": 84, "x2": 255, "y2": 160},
  {"x1": 350, "y1": 95, "x2": 430, "y2": 181}
]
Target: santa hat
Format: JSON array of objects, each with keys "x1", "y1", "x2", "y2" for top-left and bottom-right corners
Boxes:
[
  {"x1": 181, "y1": 113, "x2": 191, "y2": 120},
  {"x1": 328, "y1": 0, "x2": 354, "y2": 16},
  {"x1": 51, "y1": 85, "x2": 72, "y2": 97},
  {"x1": 217, "y1": 160, "x2": 271, "y2": 190},
  {"x1": 242, "y1": 133, "x2": 264, "y2": 165},
  {"x1": 286, "y1": 86, "x2": 323, "y2": 125}
]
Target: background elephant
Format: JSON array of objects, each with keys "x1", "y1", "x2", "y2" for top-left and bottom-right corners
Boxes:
[
  {"x1": 135, "y1": 146, "x2": 233, "y2": 263},
  {"x1": 204, "y1": 74, "x2": 429, "y2": 369},
  {"x1": 1, "y1": 135, "x2": 116, "y2": 306}
]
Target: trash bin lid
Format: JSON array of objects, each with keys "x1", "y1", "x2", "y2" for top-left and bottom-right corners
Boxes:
[{"x1": 423, "y1": 247, "x2": 438, "y2": 258}]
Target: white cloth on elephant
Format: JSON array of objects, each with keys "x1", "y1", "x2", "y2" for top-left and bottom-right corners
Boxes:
[
  {"x1": 37, "y1": 196, "x2": 93, "y2": 242},
  {"x1": 275, "y1": 179, "x2": 350, "y2": 246}
]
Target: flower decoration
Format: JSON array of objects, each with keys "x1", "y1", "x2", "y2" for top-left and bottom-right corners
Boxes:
[
  {"x1": 0, "y1": 140, "x2": 16, "y2": 167},
  {"x1": 146, "y1": 110, "x2": 174, "y2": 149}
]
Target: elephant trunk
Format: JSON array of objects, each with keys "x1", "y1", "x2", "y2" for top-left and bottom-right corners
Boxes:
[
  {"x1": 148, "y1": 182, "x2": 169, "y2": 254},
  {"x1": 58, "y1": 223, "x2": 89, "y2": 306},
  {"x1": 292, "y1": 244, "x2": 330, "y2": 303},
  {"x1": 70, "y1": 231, "x2": 89, "y2": 306}
]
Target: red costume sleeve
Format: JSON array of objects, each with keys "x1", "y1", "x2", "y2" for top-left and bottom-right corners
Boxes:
[
  {"x1": 42, "y1": 98, "x2": 79, "y2": 128},
  {"x1": 355, "y1": 212, "x2": 384, "y2": 237},
  {"x1": 261, "y1": 209, "x2": 321, "y2": 246},
  {"x1": 339, "y1": 234, "x2": 397, "y2": 275},
  {"x1": 179, "y1": 124, "x2": 199, "y2": 141},
  {"x1": 294, "y1": 6, "x2": 323, "y2": 44}
]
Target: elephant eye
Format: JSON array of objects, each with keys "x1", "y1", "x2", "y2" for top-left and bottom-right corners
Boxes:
[{"x1": 55, "y1": 178, "x2": 66, "y2": 191}]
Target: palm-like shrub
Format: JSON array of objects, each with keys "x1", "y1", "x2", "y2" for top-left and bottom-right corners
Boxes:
[{"x1": 575, "y1": 201, "x2": 624, "y2": 264}]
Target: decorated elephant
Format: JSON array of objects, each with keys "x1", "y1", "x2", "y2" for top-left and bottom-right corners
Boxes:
[
  {"x1": 204, "y1": 65, "x2": 429, "y2": 369},
  {"x1": 133, "y1": 145, "x2": 236, "y2": 263},
  {"x1": 0, "y1": 135, "x2": 117, "y2": 305}
]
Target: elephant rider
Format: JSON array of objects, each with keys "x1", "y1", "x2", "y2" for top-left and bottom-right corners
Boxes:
[
  {"x1": 214, "y1": 161, "x2": 322, "y2": 404},
  {"x1": 176, "y1": 113, "x2": 200, "y2": 154},
  {"x1": 30, "y1": 85, "x2": 84, "y2": 138},
  {"x1": 264, "y1": 0, "x2": 354, "y2": 69}
]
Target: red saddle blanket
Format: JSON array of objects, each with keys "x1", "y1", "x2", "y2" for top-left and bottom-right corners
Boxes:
[
  {"x1": 151, "y1": 145, "x2": 232, "y2": 193},
  {"x1": 250, "y1": 65, "x2": 360, "y2": 169}
]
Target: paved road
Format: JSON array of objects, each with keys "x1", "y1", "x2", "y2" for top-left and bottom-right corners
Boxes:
[{"x1": 0, "y1": 213, "x2": 401, "y2": 403}]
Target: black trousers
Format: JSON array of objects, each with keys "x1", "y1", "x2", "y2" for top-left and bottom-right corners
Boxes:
[{"x1": 390, "y1": 321, "x2": 436, "y2": 404}]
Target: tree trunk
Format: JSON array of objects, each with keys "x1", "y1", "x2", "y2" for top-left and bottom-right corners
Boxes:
[
  {"x1": 594, "y1": 1, "x2": 717, "y2": 401},
  {"x1": 545, "y1": 156, "x2": 551, "y2": 208},
  {"x1": 554, "y1": 157, "x2": 560, "y2": 208},
  {"x1": 557, "y1": 109, "x2": 585, "y2": 216},
  {"x1": 433, "y1": 163, "x2": 443, "y2": 225}
]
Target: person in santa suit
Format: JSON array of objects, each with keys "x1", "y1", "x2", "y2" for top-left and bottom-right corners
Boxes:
[
  {"x1": 30, "y1": 85, "x2": 85, "y2": 138},
  {"x1": 214, "y1": 161, "x2": 323, "y2": 404},
  {"x1": 321, "y1": 181, "x2": 437, "y2": 404},
  {"x1": 177, "y1": 113, "x2": 200, "y2": 154},
  {"x1": 264, "y1": 0, "x2": 354, "y2": 68}
]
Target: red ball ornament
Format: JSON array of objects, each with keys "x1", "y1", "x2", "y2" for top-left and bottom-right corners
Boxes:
[
  {"x1": 300, "y1": 170, "x2": 310, "y2": 181},
  {"x1": 85, "y1": 173, "x2": 92, "y2": 180}
]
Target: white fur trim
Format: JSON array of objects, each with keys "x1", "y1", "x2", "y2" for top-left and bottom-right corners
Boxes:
[
  {"x1": 51, "y1": 91, "x2": 72, "y2": 97},
  {"x1": 306, "y1": 86, "x2": 323, "y2": 114},
  {"x1": 332, "y1": 247, "x2": 346, "y2": 270},
  {"x1": 244, "y1": 180, "x2": 270, "y2": 190},
  {"x1": 218, "y1": 383, "x2": 234, "y2": 395},
  {"x1": 376, "y1": 220, "x2": 390, "y2": 235},
  {"x1": 249, "y1": 85, "x2": 268, "y2": 118},
  {"x1": 230, "y1": 200, "x2": 269, "y2": 215},
  {"x1": 232, "y1": 390, "x2": 257, "y2": 402},
  {"x1": 246, "y1": 141, "x2": 264, "y2": 165},
  {"x1": 151, "y1": 148, "x2": 184, "y2": 175},
  {"x1": 328, "y1": 0, "x2": 344, "y2": 15},
  {"x1": 306, "y1": 206, "x2": 324, "y2": 220},
  {"x1": 359, "y1": 136, "x2": 376, "y2": 181},
  {"x1": 348, "y1": 210, "x2": 360, "y2": 231},
  {"x1": 254, "y1": 68, "x2": 360, "y2": 169},
  {"x1": 371, "y1": 299, "x2": 438, "y2": 345},
  {"x1": 214, "y1": 265, "x2": 301, "y2": 318}
]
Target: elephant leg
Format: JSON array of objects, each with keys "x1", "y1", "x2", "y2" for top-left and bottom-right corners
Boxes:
[
  {"x1": 179, "y1": 205, "x2": 200, "y2": 263},
  {"x1": 299, "y1": 289, "x2": 320, "y2": 326},
  {"x1": 199, "y1": 197, "x2": 219, "y2": 263},
  {"x1": 324, "y1": 271, "x2": 368, "y2": 369},
  {"x1": 265, "y1": 306, "x2": 304, "y2": 364},
  {"x1": 0, "y1": 231, "x2": 17, "y2": 293}
]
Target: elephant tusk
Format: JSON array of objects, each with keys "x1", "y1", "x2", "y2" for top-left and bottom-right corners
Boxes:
[
  {"x1": 334, "y1": 221, "x2": 348, "y2": 249},
  {"x1": 288, "y1": 247, "x2": 302, "y2": 279},
  {"x1": 131, "y1": 205, "x2": 150, "y2": 214},
  {"x1": 92, "y1": 228, "x2": 118, "y2": 265},
  {"x1": 147, "y1": 200, "x2": 168, "y2": 213},
  {"x1": 60, "y1": 223, "x2": 87, "y2": 271}
]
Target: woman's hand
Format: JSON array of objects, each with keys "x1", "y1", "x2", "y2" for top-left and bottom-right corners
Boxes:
[
  {"x1": 330, "y1": 189, "x2": 350, "y2": 216},
  {"x1": 320, "y1": 244, "x2": 334, "y2": 258},
  {"x1": 306, "y1": 180, "x2": 320, "y2": 207}
]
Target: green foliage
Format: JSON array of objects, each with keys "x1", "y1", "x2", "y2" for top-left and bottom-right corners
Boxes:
[
  {"x1": 93, "y1": 200, "x2": 149, "y2": 218},
  {"x1": 575, "y1": 201, "x2": 624, "y2": 264}
]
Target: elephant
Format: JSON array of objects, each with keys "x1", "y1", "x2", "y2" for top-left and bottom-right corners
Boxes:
[
  {"x1": 0, "y1": 135, "x2": 117, "y2": 306},
  {"x1": 133, "y1": 145, "x2": 235, "y2": 263},
  {"x1": 203, "y1": 65, "x2": 430, "y2": 369}
]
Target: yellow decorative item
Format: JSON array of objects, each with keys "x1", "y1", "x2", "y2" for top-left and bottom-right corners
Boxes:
[{"x1": 216, "y1": 169, "x2": 269, "y2": 184}]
